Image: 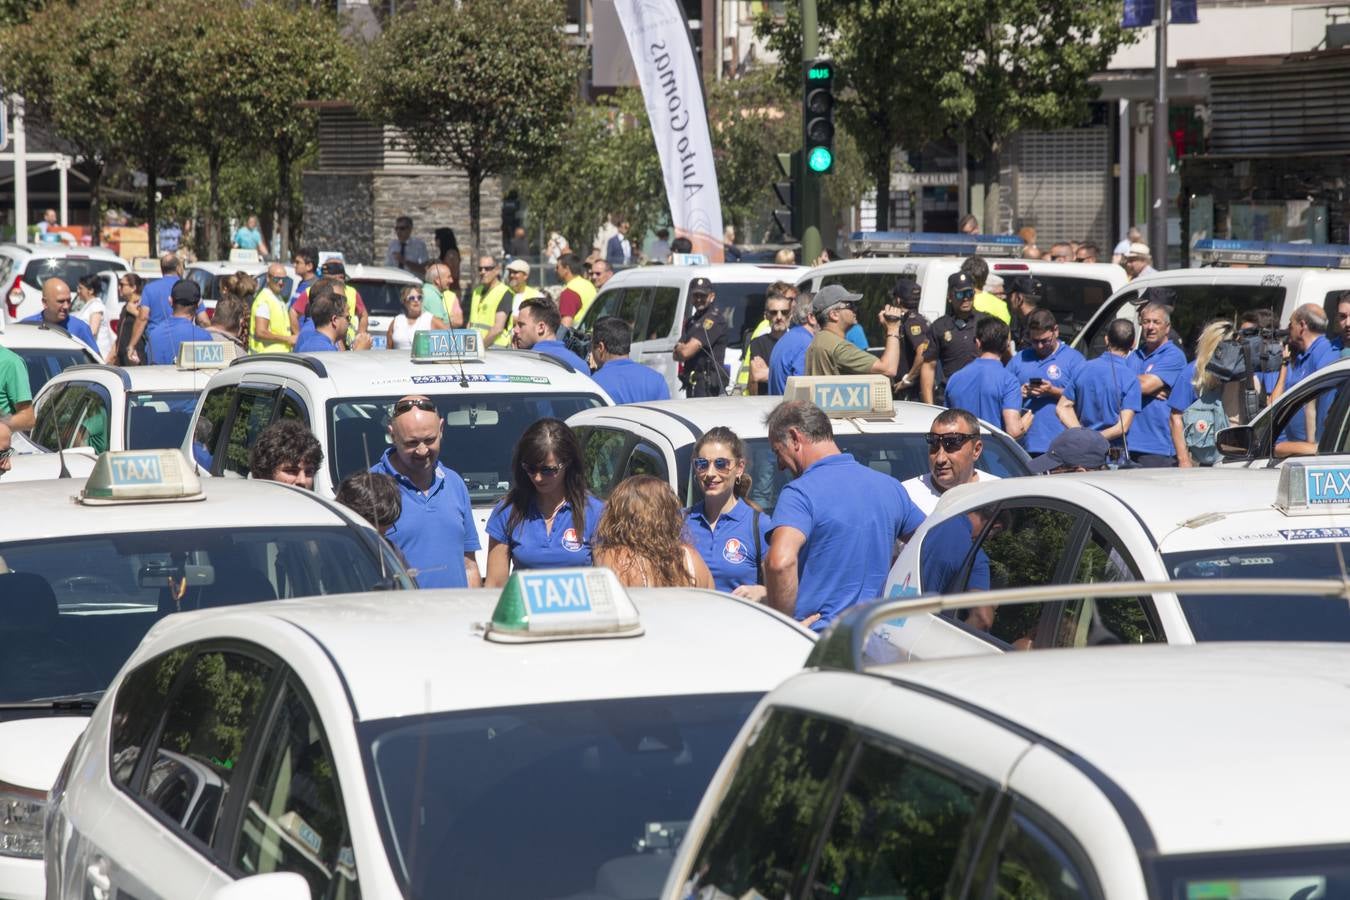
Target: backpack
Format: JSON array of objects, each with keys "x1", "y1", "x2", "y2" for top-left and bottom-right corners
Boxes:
[{"x1": 1181, "y1": 392, "x2": 1229, "y2": 465}]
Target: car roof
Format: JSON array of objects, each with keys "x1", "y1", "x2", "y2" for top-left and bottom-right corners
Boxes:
[
  {"x1": 0, "y1": 242, "x2": 126, "y2": 261},
  {"x1": 865, "y1": 642, "x2": 1350, "y2": 854},
  {"x1": 0, "y1": 477, "x2": 350, "y2": 541},
  {"x1": 1124, "y1": 266, "x2": 1350, "y2": 291},
  {"x1": 605, "y1": 263, "x2": 807, "y2": 287},
  {"x1": 147, "y1": 588, "x2": 814, "y2": 721},
  {"x1": 802, "y1": 256, "x2": 1125, "y2": 283},
  {"x1": 340, "y1": 264, "x2": 420, "y2": 283},
  {"x1": 42, "y1": 363, "x2": 217, "y2": 395},
  {"x1": 188, "y1": 260, "x2": 283, "y2": 275},
  {"x1": 0, "y1": 322, "x2": 100, "y2": 353}
]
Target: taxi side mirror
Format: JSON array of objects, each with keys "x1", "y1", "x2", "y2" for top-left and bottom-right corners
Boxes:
[
  {"x1": 209, "y1": 874, "x2": 310, "y2": 900},
  {"x1": 1216, "y1": 424, "x2": 1254, "y2": 460}
]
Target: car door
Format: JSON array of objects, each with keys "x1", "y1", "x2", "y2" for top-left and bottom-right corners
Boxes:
[
  {"x1": 574, "y1": 423, "x2": 681, "y2": 500},
  {"x1": 632, "y1": 285, "x2": 682, "y2": 394},
  {"x1": 31, "y1": 379, "x2": 113, "y2": 453}
]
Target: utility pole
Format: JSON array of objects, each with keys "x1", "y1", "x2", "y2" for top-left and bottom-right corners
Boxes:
[
  {"x1": 800, "y1": 0, "x2": 821, "y2": 265},
  {"x1": 12, "y1": 95, "x2": 26, "y2": 243},
  {"x1": 1149, "y1": 3, "x2": 1168, "y2": 268}
]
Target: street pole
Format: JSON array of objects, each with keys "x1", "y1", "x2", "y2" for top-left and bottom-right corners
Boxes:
[
  {"x1": 12, "y1": 95, "x2": 26, "y2": 244},
  {"x1": 800, "y1": 0, "x2": 821, "y2": 265},
  {"x1": 1149, "y1": 3, "x2": 1168, "y2": 268}
]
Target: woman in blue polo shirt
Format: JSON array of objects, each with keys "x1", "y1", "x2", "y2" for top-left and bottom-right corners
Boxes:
[
  {"x1": 685, "y1": 426, "x2": 771, "y2": 597},
  {"x1": 485, "y1": 418, "x2": 605, "y2": 587}
]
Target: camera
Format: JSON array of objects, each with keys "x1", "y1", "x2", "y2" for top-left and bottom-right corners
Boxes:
[
  {"x1": 557, "y1": 324, "x2": 592, "y2": 362},
  {"x1": 882, "y1": 312, "x2": 901, "y2": 323},
  {"x1": 1207, "y1": 326, "x2": 1284, "y2": 384}
]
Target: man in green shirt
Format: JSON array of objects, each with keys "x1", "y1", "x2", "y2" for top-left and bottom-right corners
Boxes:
[
  {"x1": 804, "y1": 284, "x2": 904, "y2": 379},
  {"x1": 0, "y1": 345, "x2": 34, "y2": 431}
]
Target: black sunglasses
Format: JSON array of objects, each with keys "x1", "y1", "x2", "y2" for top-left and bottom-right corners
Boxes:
[
  {"x1": 524, "y1": 463, "x2": 565, "y2": 477},
  {"x1": 392, "y1": 398, "x2": 437, "y2": 417},
  {"x1": 924, "y1": 432, "x2": 979, "y2": 453},
  {"x1": 693, "y1": 456, "x2": 734, "y2": 473}
]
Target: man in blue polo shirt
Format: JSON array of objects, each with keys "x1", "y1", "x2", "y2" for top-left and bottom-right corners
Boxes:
[
  {"x1": 943, "y1": 317, "x2": 1031, "y2": 441},
  {"x1": 590, "y1": 316, "x2": 669, "y2": 403},
  {"x1": 512, "y1": 297, "x2": 591, "y2": 373},
  {"x1": 141, "y1": 253, "x2": 182, "y2": 326},
  {"x1": 1006, "y1": 307, "x2": 1084, "y2": 455},
  {"x1": 370, "y1": 395, "x2": 480, "y2": 588},
  {"x1": 1271, "y1": 302, "x2": 1340, "y2": 453},
  {"x1": 767, "y1": 292, "x2": 815, "y2": 394},
  {"x1": 22, "y1": 278, "x2": 98, "y2": 353},
  {"x1": 1129, "y1": 302, "x2": 1187, "y2": 467},
  {"x1": 146, "y1": 280, "x2": 214, "y2": 364},
  {"x1": 1057, "y1": 317, "x2": 1140, "y2": 449},
  {"x1": 763, "y1": 400, "x2": 925, "y2": 630}
]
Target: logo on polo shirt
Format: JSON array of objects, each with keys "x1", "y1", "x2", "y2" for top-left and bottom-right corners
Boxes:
[
  {"x1": 561, "y1": 527, "x2": 583, "y2": 552},
  {"x1": 722, "y1": 538, "x2": 747, "y2": 564},
  {"x1": 1046, "y1": 364, "x2": 1062, "y2": 380}
]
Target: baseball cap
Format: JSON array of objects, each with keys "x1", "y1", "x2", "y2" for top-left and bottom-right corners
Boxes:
[
  {"x1": 1125, "y1": 241, "x2": 1151, "y2": 259},
  {"x1": 170, "y1": 279, "x2": 201, "y2": 305},
  {"x1": 891, "y1": 278, "x2": 921, "y2": 306},
  {"x1": 811, "y1": 283, "x2": 863, "y2": 314},
  {"x1": 1028, "y1": 428, "x2": 1110, "y2": 474},
  {"x1": 321, "y1": 259, "x2": 346, "y2": 276},
  {"x1": 947, "y1": 272, "x2": 973, "y2": 292},
  {"x1": 689, "y1": 277, "x2": 714, "y2": 297},
  {"x1": 505, "y1": 258, "x2": 530, "y2": 275},
  {"x1": 1008, "y1": 275, "x2": 1045, "y2": 298}
]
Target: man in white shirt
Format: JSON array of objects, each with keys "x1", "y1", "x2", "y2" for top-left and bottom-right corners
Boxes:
[
  {"x1": 385, "y1": 215, "x2": 429, "y2": 278},
  {"x1": 901, "y1": 408, "x2": 1000, "y2": 515}
]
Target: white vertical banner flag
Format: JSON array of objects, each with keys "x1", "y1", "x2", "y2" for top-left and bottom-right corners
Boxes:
[{"x1": 613, "y1": 0, "x2": 725, "y2": 263}]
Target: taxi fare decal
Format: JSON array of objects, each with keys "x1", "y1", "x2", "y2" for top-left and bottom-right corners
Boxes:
[
  {"x1": 411, "y1": 374, "x2": 550, "y2": 385},
  {"x1": 1279, "y1": 527, "x2": 1350, "y2": 541}
]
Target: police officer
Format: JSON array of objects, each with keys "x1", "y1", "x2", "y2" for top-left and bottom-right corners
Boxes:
[
  {"x1": 673, "y1": 277, "x2": 729, "y2": 397},
  {"x1": 930, "y1": 272, "x2": 981, "y2": 398},
  {"x1": 1006, "y1": 275, "x2": 1044, "y2": 352},
  {"x1": 591, "y1": 316, "x2": 670, "y2": 404},
  {"x1": 1005, "y1": 307, "x2": 1085, "y2": 455},
  {"x1": 892, "y1": 278, "x2": 935, "y2": 402}
]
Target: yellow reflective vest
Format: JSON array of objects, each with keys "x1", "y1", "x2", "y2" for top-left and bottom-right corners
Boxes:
[
  {"x1": 469, "y1": 282, "x2": 511, "y2": 341},
  {"x1": 249, "y1": 288, "x2": 293, "y2": 353},
  {"x1": 494, "y1": 286, "x2": 542, "y2": 346},
  {"x1": 566, "y1": 275, "x2": 597, "y2": 323}
]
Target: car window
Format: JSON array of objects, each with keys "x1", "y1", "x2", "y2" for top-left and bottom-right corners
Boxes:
[
  {"x1": 707, "y1": 283, "x2": 769, "y2": 349},
  {"x1": 624, "y1": 441, "x2": 667, "y2": 481},
  {"x1": 236, "y1": 677, "x2": 359, "y2": 899},
  {"x1": 647, "y1": 286, "x2": 680, "y2": 340},
  {"x1": 1057, "y1": 524, "x2": 1161, "y2": 647},
  {"x1": 20, "y1": 256, "x2": 126, "y2": 291},
  {"x1": 186, "y1": 269, "x2": 214, "y2": 299},
  {"x1": 142, "y1": 648, "x2": 275, "y2": 846},
  {"x1": 126, "y1": 391, "x2": 197, "y2": 451},
  {"x1": 1274, "y1": 374, "x2": 1348, "y2": 450},
  {"x1": 224, "y1": 387, "x2": 280, "y2": 477},
  {"x1": 32, "y1": 380, "x2": 110, "y2": 452},
  {"x1": 192, "y1": 385, "x2": 237, "y2": 473},
  {"x1": 11, "y1": 347, "x2": 90, "y2": 395},
  {"x1": 110, "y1": 648, "x2": 191, "y2": 790},
  {"x1": 348, "y1": 280, "x2": 406, "y2": 317},
  {"x1": 1080, "y1": 290, "x2": 1139, "y2": 359},
  {"x1": 1086, "y1": 284, "x2": 1287, "y2": 360},
  {"x1": 820, "y1": 272, "x2": 908, "y2": 347},
  {"x1": 970, "y1": 505, "x2": 1079, "y2": 648},
  {"x1": 579, "y1": 287, "x2": 625, "y2": 330},
  {"x1": 574, "y1": 426, "x2": 630, "y2": 500},
  {"x1": 1027, "y1": 274, "x2": 1116, "y2": 345},
  {"x1": 681, "y1": 709, "x2": 852, "y2": 900},
  {"x1": 994, "y1": 810, "x2": 1094, "y2": 900},
  {"x1": 812, "y1": 743, "x2": 983, "y2": 900},
  {"x1": 279, "y1": 388, "x2": 309, "y2": 424}
]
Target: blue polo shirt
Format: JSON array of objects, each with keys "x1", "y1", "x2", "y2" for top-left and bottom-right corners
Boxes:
[
  {"x1": 531, "y1": 339, "x2": 591, "y2": 374},
  {"x1": 21, "y1": 313, "x2": 98, "y2": 353},
  {"x1": 146, "y1": 317, "x2": 214, "y2": 365},
  {"x1": 371, "y1": 449, "x2": 481, "y2": 588},
  {"x1": 486, "y1": 494, "x2": 604, "y2": 570},
  {"x1": 1129, "y1": 340, "x2": 1186, "y2": 455},
  {"x1": 1006, "y1": 342, "x2": 1084, "y2": 453},
  {"x1": 768, "y1": 325, "x2": 812, "y2": 394},
  {"x1": 1064, "y1": 353, "x2": 1141, "y2": 446},
  {"x1": 770, "y1": 453, "x2": 925, "y2": 629},
  {"x1": 845, "y1": 323, "x2": 868, "y2": 351},
  {"x1": 943, "y1": 357, "x2": 1021, "y2": 429},
  {"x1": 686, "y1": 500, "x2": 771, "y2": 593},
  {"x1": 294, "y1": 330, "x2": 338, "y2": 353},
  {"x1": 141, "y1": 275, "x2": 179, "y2": 325},
  {"x1": 919, "y1": 514, "x2": 989, "y2": 594},
  {"x1": 593, "y1": 357, "x2": 670, "y2": 404},
  {"x1": 1281, "y1": 334, "x2": 1339, "y2": 442}
]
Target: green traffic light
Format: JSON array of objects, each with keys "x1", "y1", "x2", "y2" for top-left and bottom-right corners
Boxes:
[{"x1": 807, "y1": 146, "x2": 833, "y2": 173}]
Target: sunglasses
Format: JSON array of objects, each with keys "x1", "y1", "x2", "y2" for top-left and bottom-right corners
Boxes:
[
  {"x1": 392, "y1": 397, "x2": 437, "y2": 417},
  {"x1": 524, "y1": 463, "x2": 565, "y2": 477},
  {"x1": 405, "y1": 294, "x2": 422, "y2": 301},
  {"x1": 766, "y1": 309, "x2": 791, "y2": 318},
  {"x1": 693, "y1": 457, "x2": 735, "y2": 473},
  {"x1": 925, "y1": 433, "x2": 979, "y2": 454},
  {"x1": 954, "y1": 289, "x2": 975, "y2": 300},
  {"x1": 478, "y1": 265, "x2": 497, "y2": 272}
]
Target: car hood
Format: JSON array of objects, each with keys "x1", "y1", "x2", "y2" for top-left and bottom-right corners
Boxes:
[{"x1": 0, "y1": 717, "x2": 89, "y2": 790}]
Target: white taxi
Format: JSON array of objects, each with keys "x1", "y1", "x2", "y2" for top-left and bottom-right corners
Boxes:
[
  {"x1": 879, "y1": 459, "x2": 1350, "y2": 657},
  {"x1": 45, "y1": 567, "x2": 813, "y2": 900},
  {"x1": 182, "y1": 330, "x2": 611, "y2": 560},
  {"x1": 567, "y1": 375, "x2": 1030, "y2": 510},
  {"x1": 662, "y1": 581, "x2": 1350, "y2": 900},
  {"x1": 0, "y1": 242, "x2": 128, "y2": 321},
  {"x1": 0, "y1": 319, "x2": 100, "y2": 398},
  {"x1": 0, "y1": 449, "x2": 413, "y2": 900},
  {"x1": 1216, "y1": 356, "x2": 1350, "y2": 467}
]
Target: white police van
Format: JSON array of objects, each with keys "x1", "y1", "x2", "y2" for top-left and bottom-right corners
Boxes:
[
  {"x1": 0, "y1": 449, "x2": 412, "y2": 900},
  {"x1": 45, "y1": 566, "x2": 813, "y2": 900},
  {"x1": 878, "y1": 459, "x2": 1350, "y2": 658},
  {"x1": 566, "y1": 375, "x2": 1031, "y2": 511},
  {"x1": 662, "y1": 580, "x2": 1350, "y2": 900},
  {"x1": 182, "y1": 331, "x2": 611, "y2": 563}
]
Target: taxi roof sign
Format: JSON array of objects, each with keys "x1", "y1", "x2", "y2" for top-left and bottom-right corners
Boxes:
[
  {"x1": 784, "y1": 374, "x2": 894, "y2": 418},
  {"x1": 131, "y1": 256, "x2": 161, "y2": 275},
  {"x1": 411, "y1": 328, "x2": 486, "y2": 364},
  {"x1": 80, "y1": 449, "x2": 204, "y2": 505},
  {"x1": 848, "y1": 231, "x2": 1024, "y2": 259},
  {"x1": 1192, "y1": 238, "x2": 1350, "y2": 269},
  {"x1": 1275, "y1": 457, "x2": 1350, "y2": 515},
  {"x1": 485, "y1": 567, "x2": 644, "y2": 643},
  {"x1": 227, "y1": 248, "x2": 260, "y2": 264},
  {"x1": 175, "y1": 340, "x2": 240, "y2": 370}
]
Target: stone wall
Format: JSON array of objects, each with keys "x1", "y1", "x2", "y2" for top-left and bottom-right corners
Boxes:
[
  {"x1": 301, "y1": 172, "x2": 376, "y2": 263},
  {"x1": 372, "y1": 169, "x2": 503, "y2": 273}
]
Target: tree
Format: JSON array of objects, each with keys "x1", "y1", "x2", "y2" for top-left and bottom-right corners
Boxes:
[{"x1": 361, "y1": 0, "x2": 582, "y2": 261}]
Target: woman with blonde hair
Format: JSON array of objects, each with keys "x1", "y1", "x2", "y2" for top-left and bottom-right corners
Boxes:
[
  {"x1": 1169, "y1": 319, "x2": 1236, "y2": 466},
  {"x1": 593, "y1": 475, "x2": 714, "y2": 588}
]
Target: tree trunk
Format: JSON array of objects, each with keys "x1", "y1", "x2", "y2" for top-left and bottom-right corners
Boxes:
[
  {"x1": 873, "y1": 154, "x2": 891, "y2": 231},
  {"x1": 276, "y1": 135, "x2": 293, "y2": 260},
  {"x1": 469, "y1": 167, "x2": 482, "y2": 269},
  {"x1": 207, "y1": 145, "x2": 222, "y2": 259},
  {"x1": 981, "y1": 141, "x2": 1002, "y2": 234},
  {"x1": 88, "y1": 161, "x2": 104, "y2": 248},
  {"x1": 146, "y1": 162, "x2": 158, "y2": 255}
]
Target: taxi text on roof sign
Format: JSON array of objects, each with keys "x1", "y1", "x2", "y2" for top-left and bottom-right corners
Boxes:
[
  {"x1": 175, "y1": 341, "x2": 239, "y2": 370},
  {"x1": 485, "y1": 567, "x2": 644, "y2": 643},
  {"x1": 784, "y1": 374, "x2": 894, "y2": 418},
  {"x1": 1276, "y1": 457, "x2": 1350, "y2": 515},
  {"x1": 411, "y1": 329, "x2": 486, "y2": 364},
  {"x1": 80, "y1": 449, "x2": 205, "y2": 505}
]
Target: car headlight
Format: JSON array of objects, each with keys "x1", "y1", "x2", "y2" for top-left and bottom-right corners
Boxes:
[{"x1": 0, "y1": 779, "x2": 46, "y2": 859}]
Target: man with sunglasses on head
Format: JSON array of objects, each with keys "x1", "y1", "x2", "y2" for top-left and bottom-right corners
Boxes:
[
  {"x1": 371, "y1": 395, "x2": 481, "y2": 588},
  {"x1": 901, "y1": 408, "x2": 1000, "y2": 516},
  {"x1": 804, "y1": 283, "x2": 903, "y2": 378},
  {"x1": 930, "y1": 272, "x2": 982, "y2": 399}
]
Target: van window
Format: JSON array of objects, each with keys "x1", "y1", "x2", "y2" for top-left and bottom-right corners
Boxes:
[
  {"x1": 708, "y1": 282, "x2": 769, "y2": 348},
  {"x1": 820, "y1": 273, "x2": 906, "y2": 346},
  {"x1": 1082, "y1": 284, "x2": 1285, "y2": 358},
  {"x1": 647, "y1": 286, "x2": 680, "y2": 339},
  {"x1": 1029, "y1": 273, "x2": 1116, "y2": 344}
]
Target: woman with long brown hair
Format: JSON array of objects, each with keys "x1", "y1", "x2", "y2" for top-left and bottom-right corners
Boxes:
[
  {"x1": 109, "y1": 273, "x2": 147, "y2": 366},
  {"x1": 685, "y1": 426, "x2": 769, "y2": 599},
  {"x1": 593, "y1": 475, "x2": 713, "y2": 589}
]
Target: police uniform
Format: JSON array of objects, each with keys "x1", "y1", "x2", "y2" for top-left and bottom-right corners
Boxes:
[
  {"x1": 929, "y1": 313, "x2": 980, "y2": 384},
  {"x1": 896, "y1": 310, "x2": 935, "y2": 400},
  {"x1": 680, "y1": 307, "x2": 729, "y2": 397}
]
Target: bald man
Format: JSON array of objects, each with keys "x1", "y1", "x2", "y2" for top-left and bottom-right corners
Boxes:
[{"x1": 22, "y1": 278, "x2": 98, "y2": 353}]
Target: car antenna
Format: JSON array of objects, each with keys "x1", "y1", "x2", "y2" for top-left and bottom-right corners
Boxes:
[
  {"x1": 52, "y1": 408, "x2": 71, "y2": 479},
  {"x1": 455, "y1": 332, "x2": 471, "y2": 389},
  {"x1": 360, "y1": 426, "x2": 391, "y2": 587}
]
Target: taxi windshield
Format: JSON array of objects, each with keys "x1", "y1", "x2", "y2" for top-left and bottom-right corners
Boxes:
[
  {"x1": 125, "y1": 391, "x2": 198, "y2": 451},
  {"x1": 361, "y1": 693, "x2": 761, "y2": 900},
  {"x1": 0, "y1": 526, "x2": 405, "y2": 703},
  {"x1": 328, "y1": 393, "x2": 607, "y2": 502},
  {"x1": 736, "y1": 432, "x2": 1029, "y2": 515},
  {"x1": 1164, "y1": 543, "x2": 1350, "y2": 641}
]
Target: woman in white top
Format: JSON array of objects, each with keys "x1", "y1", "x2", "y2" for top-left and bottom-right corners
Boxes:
[
  {"x1": 386, "y1": 284, "x2": 448, "y2": 349},
  {"x1": 72, "y1": 274, "x2": 114, "y2": 359}
]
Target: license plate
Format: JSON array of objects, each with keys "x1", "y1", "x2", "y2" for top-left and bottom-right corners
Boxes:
[{"x1": 370, "y1": 334, "x2": 388, "y2": 350}]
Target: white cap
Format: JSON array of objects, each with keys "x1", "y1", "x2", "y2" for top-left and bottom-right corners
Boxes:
[
  {"x1": 505, "y1": 258, "x2": 530, "y2": 274},
  {"x1": 1126, "y1": 241, "x2": 1151, "y2": 259}
]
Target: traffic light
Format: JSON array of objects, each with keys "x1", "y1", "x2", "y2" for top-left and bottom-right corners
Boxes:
[
  {"x1": 772, "y1": 151, "x2": 799, "y2": 239},
  {"x1": 803, "y1": 58, "x2": 835, "y2": 174}
]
